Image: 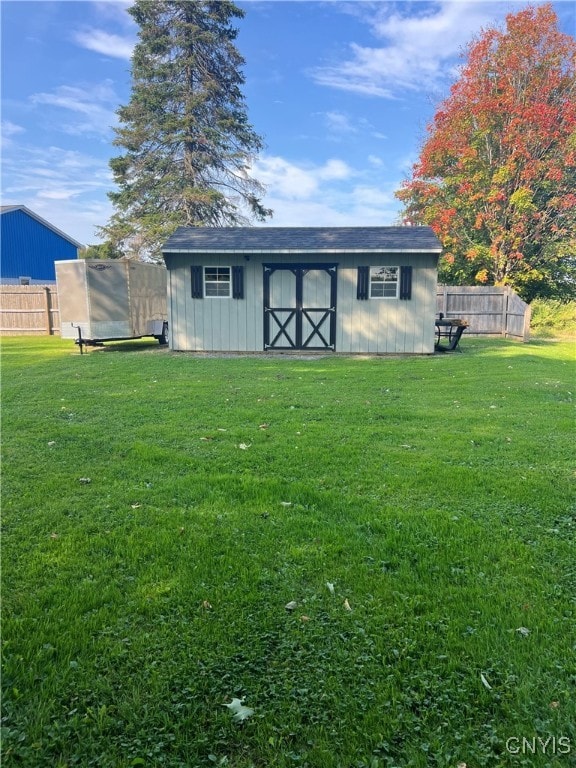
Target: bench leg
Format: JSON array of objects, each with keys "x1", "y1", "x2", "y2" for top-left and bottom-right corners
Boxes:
[{"x1": 447, "y1": 327, "x2": 465, "y2": 351}]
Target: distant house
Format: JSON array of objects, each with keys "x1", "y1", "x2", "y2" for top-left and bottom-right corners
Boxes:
[
  {"x1": 0, "y1": 205, "x2": 81, "y2": 284},
  {"x1": 162, "y1": 226, "x2": 442, "y2": 354}
]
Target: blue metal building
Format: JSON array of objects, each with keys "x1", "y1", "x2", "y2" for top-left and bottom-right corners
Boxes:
[{"x1": 1, "y1": 205, "x2": 82, "y2": 284}]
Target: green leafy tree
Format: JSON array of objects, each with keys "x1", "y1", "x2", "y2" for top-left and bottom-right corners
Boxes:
[
  {"x1": 80, "y1": 242, "x2": 124, "y2": 260},
  {"x1": 396, "y1": 4, "x2": 576, "y2": 302},
  {"x1": 98, "y1": 0, "x2": 271, "y2": 261}
]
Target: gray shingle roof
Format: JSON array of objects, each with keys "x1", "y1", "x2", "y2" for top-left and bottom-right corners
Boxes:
[{"x1": 162, "y1": 226, "x2": 442, "y2": 253}]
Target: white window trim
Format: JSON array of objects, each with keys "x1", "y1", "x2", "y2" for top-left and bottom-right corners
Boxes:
[
  {"x1": 204, "y1": 266, "x2": 232, "y2": 298},
  {"x1": 369, "y1": 266, "x2": 399, "y2": 299}
]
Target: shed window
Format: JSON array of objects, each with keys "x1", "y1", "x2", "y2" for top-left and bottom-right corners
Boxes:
[
  {"x1": 204, "y1": 267, "x2": 231, "y2": 297},
  {"x1": 370, "y1": 267, "x2": 399, "y2": 298}
]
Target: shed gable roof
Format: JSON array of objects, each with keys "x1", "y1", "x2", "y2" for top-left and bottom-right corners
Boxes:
[{"x1": 162, "y1": 226, "x2": 442, "y2": 254}]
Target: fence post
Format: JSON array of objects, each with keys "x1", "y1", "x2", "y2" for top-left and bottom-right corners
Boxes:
[
  {"x1": 43, "y1": 286, "x2": 52, "y2": 335},
  {"x1": 440, "y1": 284, "x2": 448, "y2": 316},
  {"x1": 523, "y1": 302, "x2": 531, "y2": 342}
]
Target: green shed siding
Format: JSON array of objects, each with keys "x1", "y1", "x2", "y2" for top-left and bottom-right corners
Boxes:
[
  {"x1": 336, "y1": 258, "x2": 437, "y2": 354},
  {"x1": 165, "y1": 251, "x2": 438, "y2": 354},
  {"x1": 163, "y1": 227, "x2": 441, "y2": 354}
]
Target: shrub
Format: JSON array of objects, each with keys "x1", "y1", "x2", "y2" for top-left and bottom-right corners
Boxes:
[{"x1": 530, "y1": 299, "x2": 576, "y2": 338}]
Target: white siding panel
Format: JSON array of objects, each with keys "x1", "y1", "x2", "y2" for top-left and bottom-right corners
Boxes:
[
  {"x1": 169, "y1": 266, "x2": 189, "y2": 351},
  {"x1": 303, "y1": 268, "x2": 331, "y2": 308},
  {"x1": 334, "y1": 255, "x2": 437, "y2": 354},
  {"x1": 169, "y1": 255, "x2": 263, "y2": 351},
  {"x1": 246, "y1": 262, "x2": 260, "y2": 351},
  {"x1": 270, "y1": 268, "x2": 296, "y2": 308},
  {"x1": 335, "y1": 267, "x2": 355, "y2": 353}
]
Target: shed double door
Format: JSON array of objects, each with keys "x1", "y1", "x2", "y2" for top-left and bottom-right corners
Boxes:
[{"x1": 263, "y1": 264, "x2": 337, "y2": 350}]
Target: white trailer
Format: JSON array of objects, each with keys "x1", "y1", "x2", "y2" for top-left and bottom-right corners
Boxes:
[{"x1": 56, "y1": 259, "x2": 168, "y2": 350}]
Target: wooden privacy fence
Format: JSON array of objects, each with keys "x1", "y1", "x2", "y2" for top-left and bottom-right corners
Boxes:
[
  {"x1": 1, "y1": 283, "x2": 531, "y2": 341},
  {"x1": 0, "y1": 285, "x2": 60, "y2": 335},
  {"x1": 437, "y1": 285, "x2": 530, "y2": 341}
]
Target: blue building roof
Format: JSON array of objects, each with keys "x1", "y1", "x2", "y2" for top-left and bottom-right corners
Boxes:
[{"x1": 1, "y1": 205, "x2": 81, "y2": 283}]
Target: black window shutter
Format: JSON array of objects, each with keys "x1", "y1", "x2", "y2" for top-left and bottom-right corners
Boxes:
[
  {"x1": 357, "y1": 266, "x2": 369, "y2": 300},
  {"x1": 400, "y1": 266, "x2": 412, "y2": 300},
  {"x1": 191, "y1": 266, "x2": 203, "y2": 298},
  {"x1": 232, "y1": 266, "x2": 244, "y2": 299}
]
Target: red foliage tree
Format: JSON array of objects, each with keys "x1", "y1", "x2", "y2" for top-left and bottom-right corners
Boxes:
[{"x1": 396, "y1": 4, "x2": 576, "y2": 301}]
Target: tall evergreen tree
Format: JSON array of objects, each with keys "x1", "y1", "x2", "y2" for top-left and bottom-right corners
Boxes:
[{"x1": 99, "y1": 0, "x2": 271, "y2": 261}]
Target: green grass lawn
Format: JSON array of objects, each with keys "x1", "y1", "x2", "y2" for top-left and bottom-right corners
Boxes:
[{"x1": 2, "y1": 336, "x2": 574, "y2": 768}]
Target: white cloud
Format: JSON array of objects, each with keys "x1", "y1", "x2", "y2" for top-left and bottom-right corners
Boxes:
[
  {"x1": 2, "y1": 145, "x2": 114, "y2": 244},
  {"x1": 1, "y1": 121, "x2": 25, "y2": 150},
  {"x1": 4, "y1": 145, "x2": 111, "y2": 194},
  {"x1": 312, "y1": 1, "x2": 507, "y2": 97},
  {"x1": 91, "y1": 1, "x2": 133, "y2": 26},
  {"x1": 324, "y1": 111, "x2": 358, "y2": 135},
  {"x1": 30, "y1": 81, "x2": 119, "y2": 137},
  {"x1": 254, "y1": 156, "x2": 318, "y2": 198},
  {"x1": 73, "y1": 28, "x2": 134, "y2": 60},
  {"x1": 320, "y1": 111, "x2": 388, "y2": 143},
  {"x1": 253, "y1": 154, "x2": 400, "y2": 227},
  {"x1": 350, "y1": 184, "x2": 394, "y2": 208},
  {"x1": 2, "y1": 121, "x2": 25, "y2": 137},
  {"x1": 254, "y1": 155, "x2": 353, "y2": 200},
  {"x1": 263, "y1": 193, "x2": 400, "y2": 228},
  {"x1": 318, "y1": 158, "x2": 351, "y2": 181}
]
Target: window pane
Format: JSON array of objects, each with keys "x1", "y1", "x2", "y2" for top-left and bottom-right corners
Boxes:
[
  {"x1": 370, "y1": 267, "x2": 398, "y2": 298},
  {"x1": 206, "y1": 283, "x2": 230, "y2": 297},
  {"x1": 371, "y1": 267, "x2": 398, "y2": 281},
  {"x1": 205, "y1": 267, "x2": 230, "y2": 282},
  {"x1": 204, "y1": 267, "x2": 231, "y2": 297}
]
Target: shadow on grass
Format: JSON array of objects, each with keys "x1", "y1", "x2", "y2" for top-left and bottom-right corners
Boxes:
[
  {"x1": 87, "y1": 340, "x2": 168, "y2": 354},
  {"x1": 96, "y1": 338, "x2": 574, "y2": 367}
]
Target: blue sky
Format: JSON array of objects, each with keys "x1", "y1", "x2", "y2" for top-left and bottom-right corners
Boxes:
[{"x1": 2, "y1": 0, "x2": 574, "y2": 246}]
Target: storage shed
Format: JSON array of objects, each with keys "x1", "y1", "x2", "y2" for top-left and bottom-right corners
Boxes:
[
  {"x1": 162, "y1": 226, "x2": 442, "y2": 354},
  {"x1": 1, "y1": 205, "x2": 81, "y2": 284}
]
